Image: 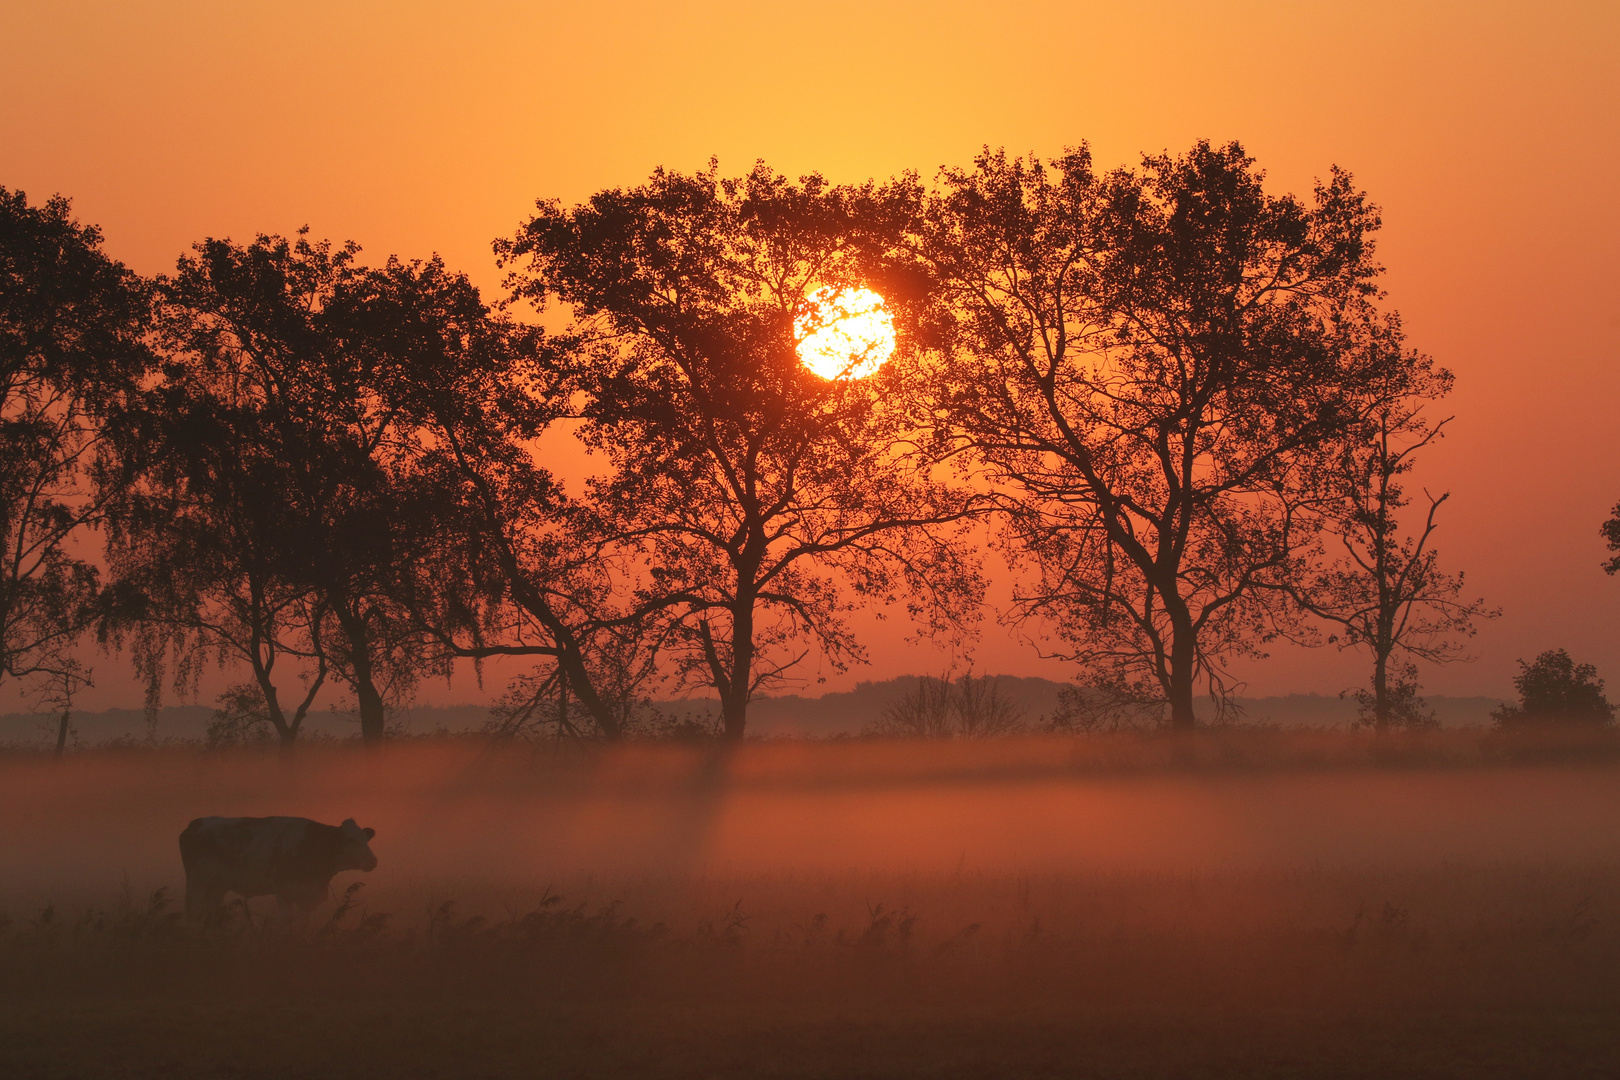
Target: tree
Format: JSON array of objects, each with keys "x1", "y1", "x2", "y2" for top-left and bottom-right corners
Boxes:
[
  {"x1": 112, "y1": 232, "x2": 449, "y2": 744},
  {"x1": 109, "y1": 236, "x2": 341, "y2": 745},
  {"x1": 1289, "y1": 321, "x2": 1496, "y2": 731},
  {"x1": 912, "y1": 142, "x2": 1410, "y2": 731},
  {"x1": 348, "y1": 259, "x2": 642, "y2": 740},
  {"x1": 498, "y1": 162, "x2": 985, "y2": 740},
  {"x1": 0, "y1": 188, "x2": 153, "y2": 749},
  {"x1": 1491, "y1": 649, "x2": 1615, "y2": 728},
  {"x1": 107, "y1": 368, "x2": 332, "y2": 747}
]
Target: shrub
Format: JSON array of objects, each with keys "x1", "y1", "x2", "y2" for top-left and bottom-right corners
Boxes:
[
  {"x1": 1491, "y1": 649, "x2": 1615, "y2": 729},
  {"x1": 868, "y1": 673, "x2": 1026, "y2": 738}
]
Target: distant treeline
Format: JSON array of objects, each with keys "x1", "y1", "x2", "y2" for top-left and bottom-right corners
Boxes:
[
  {"x1": 18, "y1": 138, "x2": 1612, "y2": 752},
  {"x1": 0, "y1": 680, "x2": 1512, "y2": 749}
]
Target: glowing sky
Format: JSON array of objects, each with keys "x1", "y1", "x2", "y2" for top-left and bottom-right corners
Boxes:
[{"x1": 4, "y1": 0, "x2": 1617, "y2": 705}]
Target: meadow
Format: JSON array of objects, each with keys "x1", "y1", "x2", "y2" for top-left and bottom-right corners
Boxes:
[{"x1": 5, "y1": 732, "x2": 1620, "y2": 1078}]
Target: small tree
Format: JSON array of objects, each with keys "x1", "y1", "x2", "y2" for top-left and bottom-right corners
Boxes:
[
  {"x1": 1047, "y1": 678, "x2": 1167, "y2": 734},
  {"x1": 953, "y1": 672, "x2": 1027, "y2": 736},
  {"x1": 1491, "y1": 649, "x2": 1615, "y2": 729},
  {"x1": 869, "y1": 673, "x2": 956, "y2": 738},
  {"x1": 1290, "y1": 323, "x2": 1496, "y2": 732},
  {"x1": 206, "y1": 681, "x2": 283, "y2": 747}
]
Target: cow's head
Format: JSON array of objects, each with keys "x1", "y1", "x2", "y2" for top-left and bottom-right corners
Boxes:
[{"x1": 339, "y1": 818, "x2": 379, "y2": 872}]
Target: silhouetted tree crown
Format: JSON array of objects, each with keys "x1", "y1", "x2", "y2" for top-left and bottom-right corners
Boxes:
[
  {"x1": 109, "y1": 231, "x2": 484, "y2": 744},
  {"x1": 330, "y1": 248, "x2": 643, "y2": 740},
  {"x1": 1285, "y1": 327, "x2": 1495, "y2": 732},
  {"x1": 498, "y1": 162, "x2": 984, "y2": 739},
  {"x1": 908, "y1": 141, "x2": 1415, "y2": 730},
  {"x1": 1492, "y1": 649, "x2": 1615, "y2": 728},
  {"x1": 0, "y1": 187, "x2": 153, "y2": 743}
]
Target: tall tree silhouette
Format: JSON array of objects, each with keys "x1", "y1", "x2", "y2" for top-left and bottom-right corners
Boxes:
[
  {"x1": 499, "y1": 163, "x2": 983, "y2": 740},
  {"x1": 1289, "y1": 324, "x2": 1495, "y2": 731},
  {"x1": 333, "y1": 255, "x2": 642, "y2": 739},
  {"x1": 108, "y1": 380, "x2": 328, "y2": 745},
  {"x1": 0, "y1": 188, "x2": 153, "y2": 746},
  {"x1": 913, "y1": 143, "x2": 1413, "y2": 730},
  {"x1": 112, "y1": 232, "x2": 444, "y2": 743}
]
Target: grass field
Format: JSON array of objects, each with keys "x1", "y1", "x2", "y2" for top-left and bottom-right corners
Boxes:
[{"x1": 4, "y1": 732, "x2": 1620, "y2": 1078}]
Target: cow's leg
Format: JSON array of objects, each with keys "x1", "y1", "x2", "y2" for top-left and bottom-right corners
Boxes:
[
  {"x1": 275, "y1": 883, "x2": 325, "y2": 929},
  {"x1": 185, "y1": 875, "x2": 226, "y2": 925}
]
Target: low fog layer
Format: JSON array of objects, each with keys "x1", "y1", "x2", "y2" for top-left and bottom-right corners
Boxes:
[{"x1": 3, "y1": 739, "x2": 1612, "y2": 923}]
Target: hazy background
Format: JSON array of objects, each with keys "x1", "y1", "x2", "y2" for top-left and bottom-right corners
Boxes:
[{"x1": 3, "y1": 0, "x2": 1617, "y2": 712}]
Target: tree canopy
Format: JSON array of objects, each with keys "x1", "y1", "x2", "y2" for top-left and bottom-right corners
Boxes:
[
  {"x1": 109, "y1": 232, "x2": 477, "y2": 743},
  {"x1": 499, "y1": 163, "x2": 985, "y2": 738},
  {"x1": 1, "y1": 142, "x2": 1510, "y2": 745},
  {"x1": 908, "y1": 142, "x2": 1420, "y2": 729},
  {"x1": 0, "y1": 187, "x2": 153, "y2": 737}
]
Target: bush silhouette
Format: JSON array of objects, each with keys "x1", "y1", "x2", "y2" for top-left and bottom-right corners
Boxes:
[
  {"x1": 868, "y1": 672, "x2": 1026, "y2": 739},
  {"x1": 1491, "y1": 649, "x2": 1615, "y2": 729}
]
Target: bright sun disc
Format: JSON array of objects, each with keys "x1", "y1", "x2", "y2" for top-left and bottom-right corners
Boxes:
[{"x1": 794, "y1": 285, "x2": 895, "y2": 380}]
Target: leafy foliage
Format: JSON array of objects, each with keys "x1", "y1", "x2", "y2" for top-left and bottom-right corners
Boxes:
[
  {"x1": 1602, "y1": 501, "x2": 1620, "y2": 576},
  {"x1": 910, "y1": 142, "x2": 1428, "y2": 728},
  {"x1": 500, "y1": 162, "x2": 986, "y2": 739},
  {"x1": 1492, "y1": 649, "x2": 1615, "y2": 729},
  {"x1": 108, "y1": 232, "x2": 475, "y2": 742},
  {"x1": 0, "y1": 188, "x2": 152, "y2": 732}
]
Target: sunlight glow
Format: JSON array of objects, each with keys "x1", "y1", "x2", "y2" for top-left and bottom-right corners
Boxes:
[{"x1": 794, "y1": 286, "x2": 895, "y2": 380}]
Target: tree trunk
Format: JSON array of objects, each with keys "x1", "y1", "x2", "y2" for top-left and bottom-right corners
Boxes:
[
  {"x1": 1372, "y1": 649, "x2": 1391, "y2": 734},
  {"x1": 254, "y1": 664, "x2": 295, "y2": 745},
  {"x1": 721, "y1": 599, "x2": 755, "y2": 742},
  {"x1": 720, "y1": 691, "x2": 747, "y2": 741},
  {"x1": 1166, "y1": 607, "x2": 1198, "y2": 732},
  {"x1": 336, "y1": 607, "x2": 387, "y2": 743},
  {"x1": 277, "y1": 724, "x2": 299, "y2": 766},
  {"x1": 53, "y1": 707, "x2": 71, "y2": 757},
  {"x1": 355, "y1": 671, "x2": 386, "y2": 743},
  {"x1": 469, "y1": 484, "x2": 621, "y2": 739},
  {"x1": 559, "y1": 650, "x2": 620, "y2": 740}
]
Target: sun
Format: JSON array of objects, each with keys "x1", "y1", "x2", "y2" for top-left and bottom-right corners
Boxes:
[{"x1": 794, "y1": 285, "x2": 895, "y2": 380}]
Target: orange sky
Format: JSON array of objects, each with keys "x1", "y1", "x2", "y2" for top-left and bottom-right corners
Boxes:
[{"x1": 4, "y1": 0, "x2": 1618, "y2": 708}]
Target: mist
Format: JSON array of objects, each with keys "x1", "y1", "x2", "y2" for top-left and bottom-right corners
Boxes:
[{"x1": 7, "y1": 738, "x2": 1617, "y2": 917}]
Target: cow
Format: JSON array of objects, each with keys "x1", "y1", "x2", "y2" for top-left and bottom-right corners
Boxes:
[{"x1": 179, "y1": 815, "x2": 378, "y2": 923}]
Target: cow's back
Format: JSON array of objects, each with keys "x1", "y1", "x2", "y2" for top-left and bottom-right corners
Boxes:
[{"x1": 180, "y1": 816, "x2": 316, "y2": 900}]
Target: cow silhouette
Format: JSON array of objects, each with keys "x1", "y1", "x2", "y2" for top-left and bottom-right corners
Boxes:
[{"x1": 180, "y1": 815, "x2": 378, "y2": 923}]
